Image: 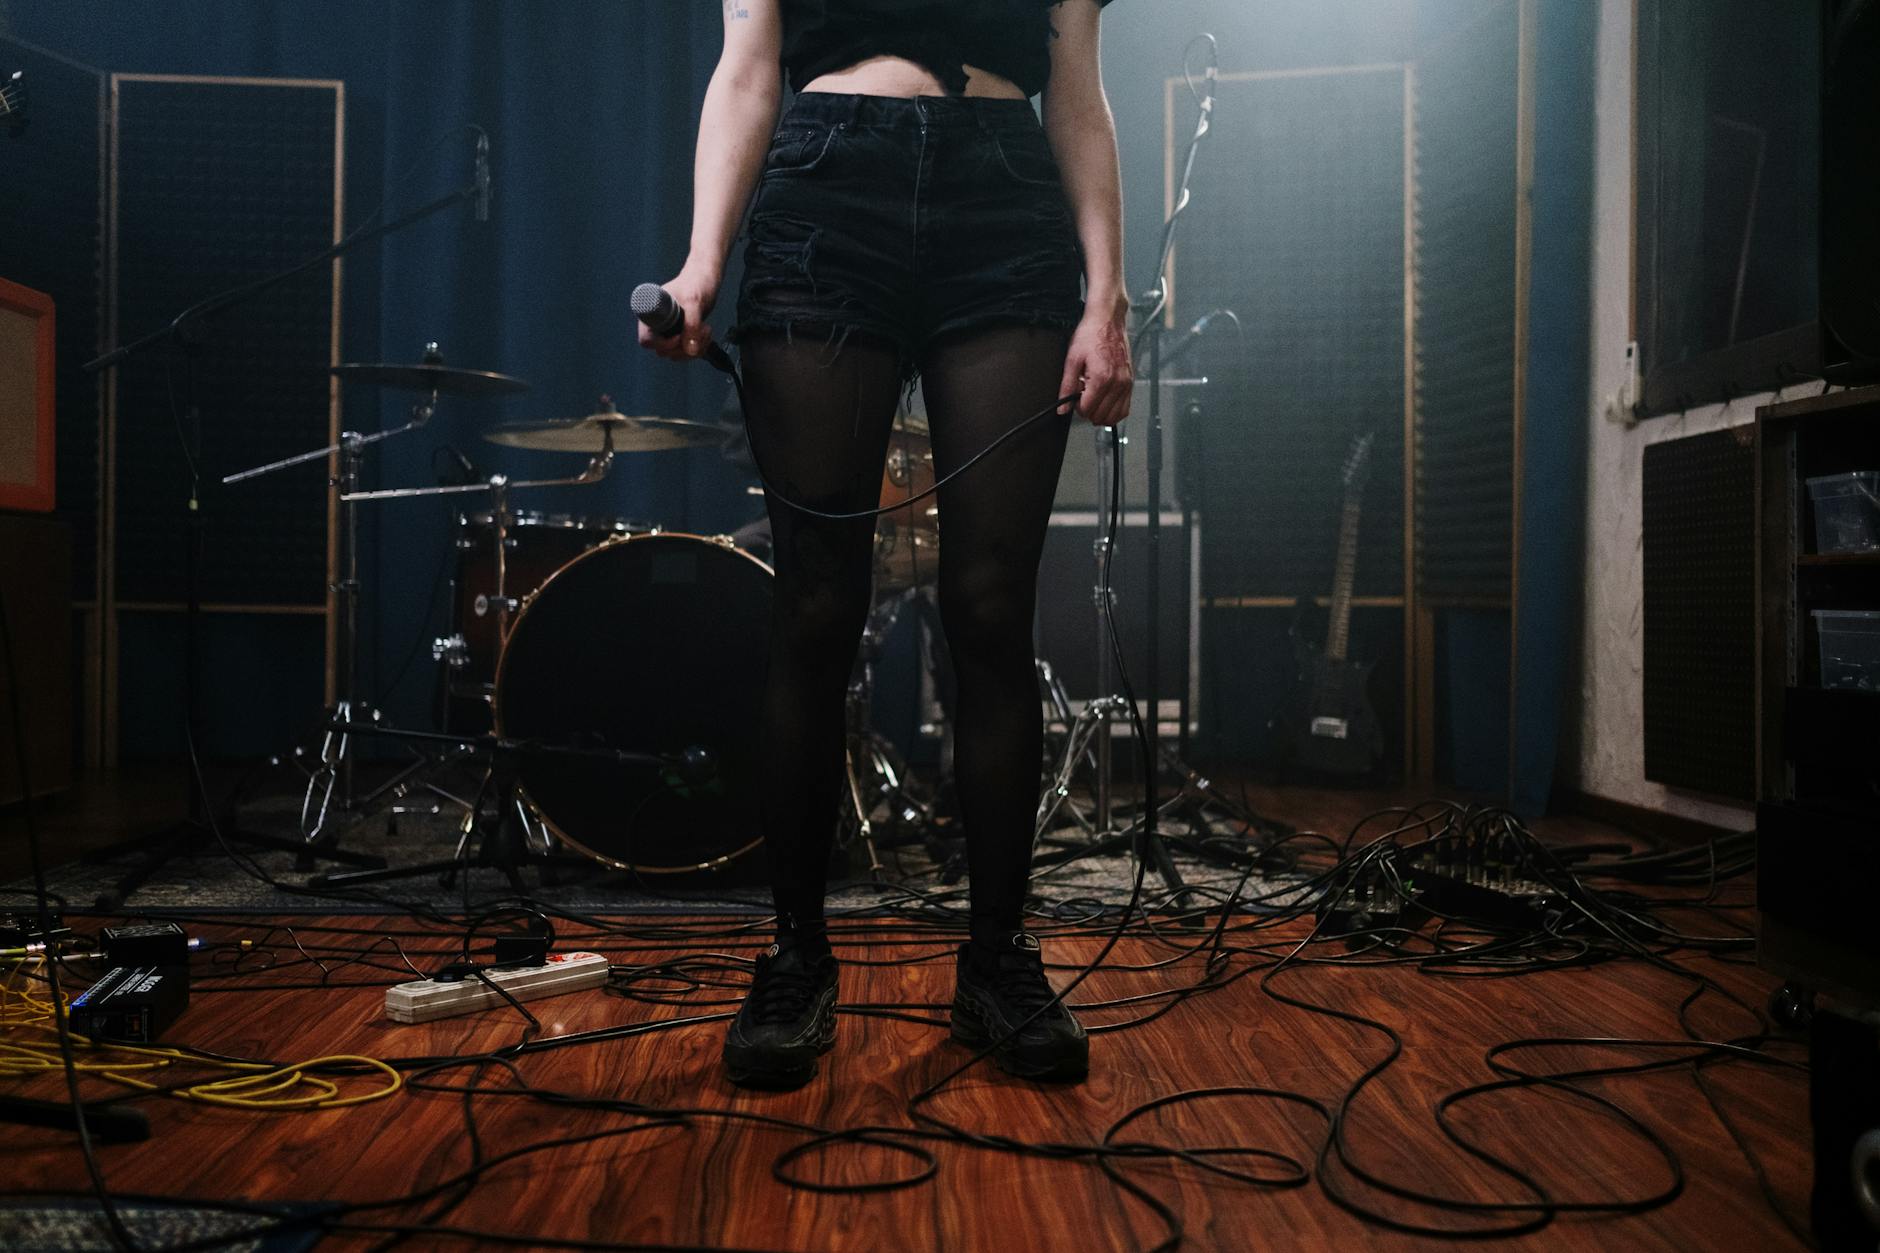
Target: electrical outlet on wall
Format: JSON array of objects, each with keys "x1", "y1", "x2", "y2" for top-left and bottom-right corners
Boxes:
[{"x1": 1602, "y1": 340, "x2": 1641, "y2": 427}]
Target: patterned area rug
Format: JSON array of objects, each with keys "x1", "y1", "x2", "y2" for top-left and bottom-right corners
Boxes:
[
  {"x1": 0, "y1": 1199, "x2": 324, "y2": 1253},
  {"x1": 20, "y1": 774, "x2": 1299, "y2": 919}
]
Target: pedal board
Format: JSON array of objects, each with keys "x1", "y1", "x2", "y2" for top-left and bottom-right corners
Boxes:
[{"x1": 383, "y1": 951, "x2": 610, "y2": 1024}]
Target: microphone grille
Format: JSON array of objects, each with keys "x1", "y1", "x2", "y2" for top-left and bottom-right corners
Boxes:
[{"x1": 630, "y1": 284, "x2": 667, "y2": 318}]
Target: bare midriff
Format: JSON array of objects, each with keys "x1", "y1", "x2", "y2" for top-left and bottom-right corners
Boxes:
[{"x1": 800, "y1": 55, "x2": 1027, "y2": 100}]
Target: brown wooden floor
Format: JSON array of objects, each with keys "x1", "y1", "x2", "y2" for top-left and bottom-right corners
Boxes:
[{"x1": 0, "y1": 787, "x2": 1806, "y2": 1252}]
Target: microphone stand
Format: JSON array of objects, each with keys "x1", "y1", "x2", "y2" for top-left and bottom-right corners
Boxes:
[
  {"x1": 1035, "y1": 36, "x2": 1281, "y2": 896},
  {"x1": 1126, "y1": 46, "x2": 1282, "y2": 853},
  {"x1": 80, "y1": 147, "x2": 488, "y2": 908}
]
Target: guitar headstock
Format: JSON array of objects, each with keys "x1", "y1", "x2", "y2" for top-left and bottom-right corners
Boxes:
[
  {"x1": 1340, "y1": 431, "x2": 1375, "y2": 491},
  {"x1": 1, "y1": 71, "x2": 26, "y2": 137}
]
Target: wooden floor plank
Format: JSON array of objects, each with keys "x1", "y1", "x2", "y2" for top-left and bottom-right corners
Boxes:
[{"x1": 1, "y1": 893, "x2": 1806, "y2": 1252}]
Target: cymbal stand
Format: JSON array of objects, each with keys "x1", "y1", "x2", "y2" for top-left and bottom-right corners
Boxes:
[
  {"x1": 342, "y1": 438, "x2": 617, "y2": 510},
  {"x1": 343, "y1": 436, "x2": 619, "y2": 659}
]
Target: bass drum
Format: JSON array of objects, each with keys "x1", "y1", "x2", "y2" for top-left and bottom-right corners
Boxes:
[{"x1": 494, "y1": 533, "x2": 772, "y2": 874}]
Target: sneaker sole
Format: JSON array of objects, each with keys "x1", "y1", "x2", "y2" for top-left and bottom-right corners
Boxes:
[
  {"x1": 950, "y1": 1004, "x2": 1088, "y2": 1082},
  {"x1": 724, "y1": 1023, "x2": 837, "y2": 1091}
]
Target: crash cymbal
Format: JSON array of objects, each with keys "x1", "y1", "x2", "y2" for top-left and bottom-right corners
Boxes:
[
  {"x1": 331, "y1": 362, "x2": 531, "y2": 397},
  {"x1": 484, "y1": 411, "x2": 724, "y2": 454}
]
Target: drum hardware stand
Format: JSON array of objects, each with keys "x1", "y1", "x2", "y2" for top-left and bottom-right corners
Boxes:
[
  {"x1": 304, "y1": 721, "x2": 684, "y2": 891},
  {"x1": 840, "y1": 587, "x2": 943, "y2": 876},
  {"x1": 309, "y1": 754, "x2": 552, "y2": 895}
]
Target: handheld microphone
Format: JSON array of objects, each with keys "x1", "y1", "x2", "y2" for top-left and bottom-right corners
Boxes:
[
  {"x1": 474, "y1": 132, "x2": 490, "y2": 222},
  {"x1": 631, "y1": 283, "x2": 684, "y2": 337},
  {"x1": 632, "y1": 282, "x2": 735, "y2": 373}
]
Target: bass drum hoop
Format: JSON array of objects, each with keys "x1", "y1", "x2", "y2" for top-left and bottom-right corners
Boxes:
[{"x1": 491, "y1": 531, "x2": 772, "y2": 875}]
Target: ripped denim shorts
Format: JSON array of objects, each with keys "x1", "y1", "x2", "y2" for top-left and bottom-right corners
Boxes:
[{"x1": 729, "y1": 92, "x2": 1087, "y2": 370}]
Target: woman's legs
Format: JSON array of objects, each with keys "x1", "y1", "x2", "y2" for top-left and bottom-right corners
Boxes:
[
  {"x1": 918, "y1": 323, "x2": 1076, "y2": 945},
  {"x1": 739, "y1": 328, "x2": 907, "y2": 948}
]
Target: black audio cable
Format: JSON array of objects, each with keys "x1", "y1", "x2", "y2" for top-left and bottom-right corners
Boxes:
[{"x1": 0, "y1": 582, "x2": 145, "y2": 1252}]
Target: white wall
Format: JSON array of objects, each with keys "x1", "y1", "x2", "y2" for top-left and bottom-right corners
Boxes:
[{"x1": 1570, "y1": 0, "x2": 1764, "y2": 826}]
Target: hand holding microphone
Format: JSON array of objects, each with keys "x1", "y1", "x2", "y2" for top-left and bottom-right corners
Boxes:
[{"x1": 633, "y1": 271, "x2": 723, "y2": 368}]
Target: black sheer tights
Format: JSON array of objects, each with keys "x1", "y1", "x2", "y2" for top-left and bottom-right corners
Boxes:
[{"x1": 740, "y1": 323, "x2": 1074, "y2": 950}]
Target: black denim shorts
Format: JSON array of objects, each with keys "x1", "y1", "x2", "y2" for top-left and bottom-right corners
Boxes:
[{"x1": 730, "y1": 92, "x2": 1086, "y2": 371}]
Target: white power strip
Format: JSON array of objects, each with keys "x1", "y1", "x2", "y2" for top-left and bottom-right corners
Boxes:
[{"x1": 383, "y1": 951, "x2": 611, "y2": 1024}]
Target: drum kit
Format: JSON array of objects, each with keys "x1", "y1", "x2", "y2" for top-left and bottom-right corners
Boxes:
[{"x1": 221, "y1": 345, "x2": 948, "y2": 887}]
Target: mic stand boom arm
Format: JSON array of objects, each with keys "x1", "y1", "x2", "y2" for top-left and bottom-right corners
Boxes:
[{"x1": 84, "y1": 178, "x2": 483, "y2": 375}]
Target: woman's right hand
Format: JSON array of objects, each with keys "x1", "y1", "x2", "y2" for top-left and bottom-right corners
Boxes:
[{"x1": 637, "y1": 265, "x2": 721, "y2": 363}]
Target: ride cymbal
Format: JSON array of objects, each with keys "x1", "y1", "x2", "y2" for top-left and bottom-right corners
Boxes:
[{"x1": 331, "y1": 362, "x2": 531, "y2": 397}]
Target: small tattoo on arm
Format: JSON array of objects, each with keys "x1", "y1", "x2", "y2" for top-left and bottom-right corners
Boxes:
[{"x1": 724, "y1": 1, "x2": 750, "y2": 18}]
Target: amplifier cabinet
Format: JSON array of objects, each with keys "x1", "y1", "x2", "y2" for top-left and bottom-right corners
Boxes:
[
  {"x1": 0, "y1": 278, "x2": 55, "y2": 513},
  {"x1": 0, "y1": 514, "x2": 74, "y2": 800},
  {"x1": 1052, "y1": 380, "x2": 1201, "y2": 513}
]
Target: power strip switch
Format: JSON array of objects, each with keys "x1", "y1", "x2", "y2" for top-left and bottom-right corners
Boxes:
[{"x1": 384, "y1": 951, "x2": 611, "y2": 1025}]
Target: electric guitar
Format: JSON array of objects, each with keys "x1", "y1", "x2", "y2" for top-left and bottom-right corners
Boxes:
[
  {"x1": 1292, "y1": 432, "x2": 1384, "y2": 777},
  {"x1": 1, "y1": 71, "x2": 25, "y2": 137}
]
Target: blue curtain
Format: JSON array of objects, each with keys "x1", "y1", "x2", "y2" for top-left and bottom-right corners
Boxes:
[
  {"x1": 10, "y1": 2, "x2": 755, "y2": 732},
  {"x1": 1509, "y1": 0, "x2": 1594, "y2": 816},
  {"x1": 1426, "y1": 0, "x2": 1594, "y2": 817}
]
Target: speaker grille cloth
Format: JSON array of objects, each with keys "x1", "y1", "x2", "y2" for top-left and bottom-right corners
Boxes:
[{"x1": 1641, "y1": 426, "x2": 1755, "y2": 799}]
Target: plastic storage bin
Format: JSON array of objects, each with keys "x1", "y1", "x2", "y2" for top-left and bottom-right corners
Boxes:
[
  {"x1": 1805, "y1": 471, "x2": 1880, "y2": 553},
  {"x1": 1814, "y1": 609, "x2": 1880, "y2": 691}
]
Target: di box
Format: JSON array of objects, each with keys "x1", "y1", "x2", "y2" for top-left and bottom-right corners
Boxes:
[
  {"x1": 68, "y1": 965, "x2": 188, "y2": 1044},
  {"x1": 102, "y1": 921, "x2": 189, "y2": 967}
]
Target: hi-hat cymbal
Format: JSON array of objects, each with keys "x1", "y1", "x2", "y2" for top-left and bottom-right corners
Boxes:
[
  {"x1": 484, "y1": 411, "x2": 725, "y2": 454},
  {"x1": 332, "y1": 362, "x2": 532, "y2": 397}
]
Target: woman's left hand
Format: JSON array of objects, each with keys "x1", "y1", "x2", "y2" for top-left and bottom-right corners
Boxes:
[{"x1": 1058, "y1": 310, "x2": 1134, "y2": 427}]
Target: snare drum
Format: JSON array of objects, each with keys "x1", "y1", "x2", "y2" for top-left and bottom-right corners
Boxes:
[{"x1": 494, "y1": 532, "x2": 772, "y2": 874}]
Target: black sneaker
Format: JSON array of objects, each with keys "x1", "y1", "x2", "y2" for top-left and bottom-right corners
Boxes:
[
  {"x1": 723, "y1": 939, "x2": 839, "y2": 1090},
  {"x1": 951, "y1": 931, "x2": 1088, "y2": 1082}
]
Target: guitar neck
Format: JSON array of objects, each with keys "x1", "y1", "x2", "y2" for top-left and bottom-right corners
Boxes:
[{"x1": 1322, "y1": 496, "x2": 1363, "y2": 662}]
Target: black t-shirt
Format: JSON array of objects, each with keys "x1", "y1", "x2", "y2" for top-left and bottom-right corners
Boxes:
[{"x1": 780, "y1": 0, "x2": 1116, "y2": 98}]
